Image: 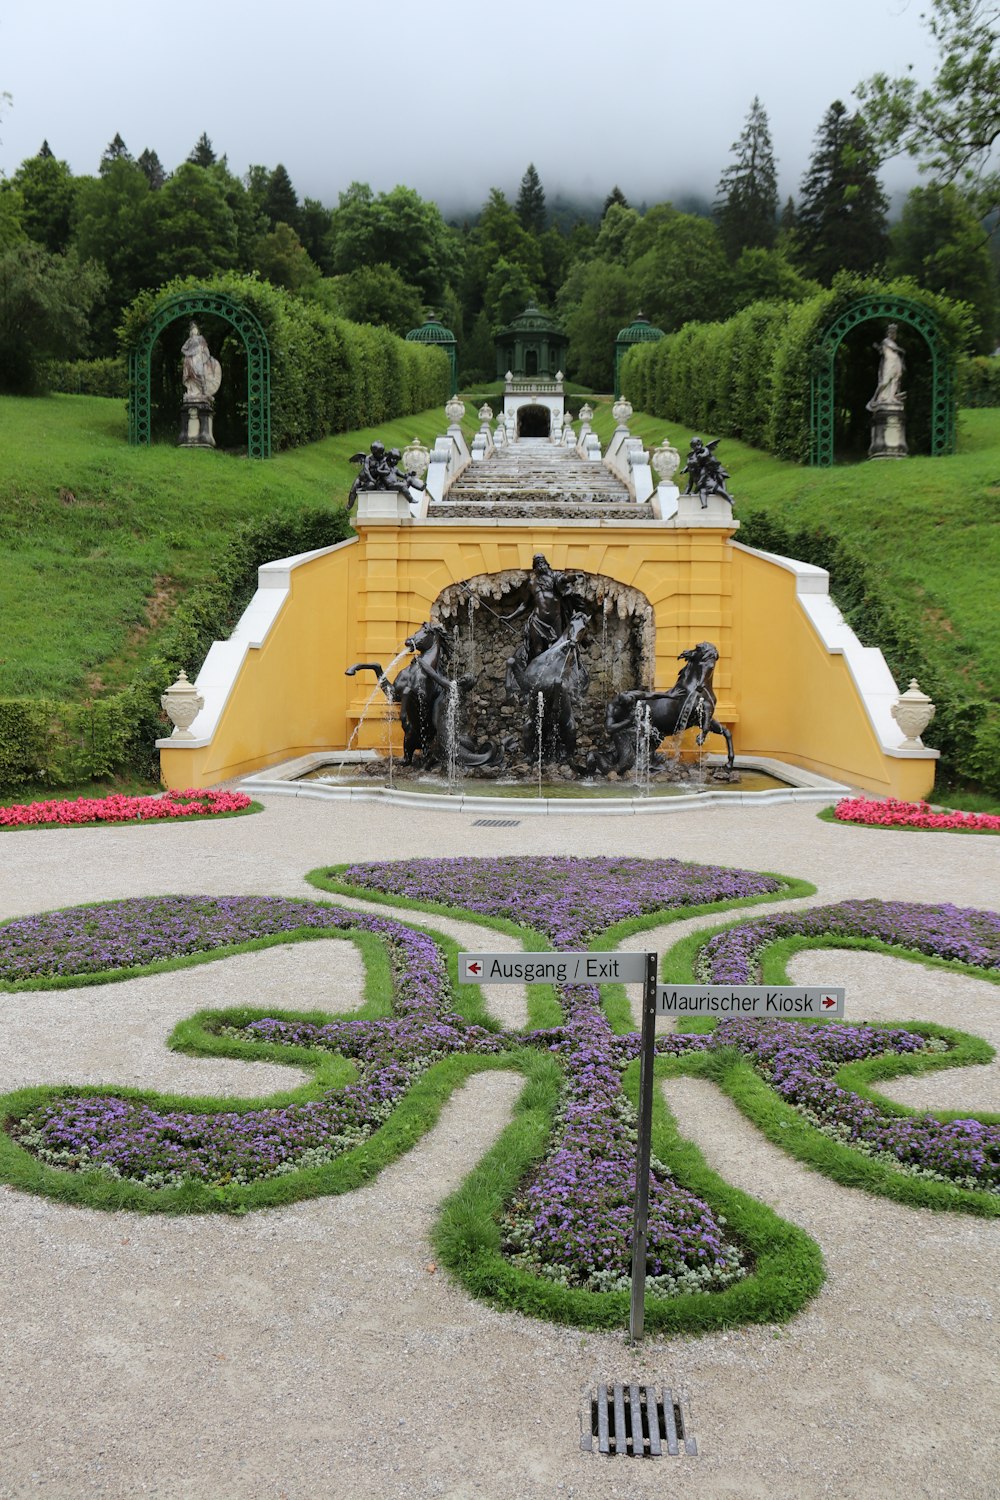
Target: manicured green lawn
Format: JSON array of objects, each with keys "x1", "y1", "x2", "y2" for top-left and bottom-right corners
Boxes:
[{"x1": 0, "y1": 394, "x2": 471, "y2": 699}]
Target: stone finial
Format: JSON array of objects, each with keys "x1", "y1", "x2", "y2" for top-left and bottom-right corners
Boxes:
[
  {"x1": 478, "y1": 403, "x2": 494, "y2": 423},
  {"x1": 891, "y1": 680, "x2": 936, "y2": 748},
  {"x1": 445, "y1": 397, "x2": 466, "y2": 425},
  {"x1": 555, "y1": 370, "x2": 564, "y2": 383},
  {"x1": 612, "y1": 396, "x2": 633, "y2": 428},
  {"x1": 160, "y1": 670, "x2": 204, "y2": 739},
  {"x1": 402, "y1": 438, "x2": 430, "y2": 476},
  {"x1": 651, "y1": 440, "x2": 681, "y2": 483},
  {"x1": 578, "y1": 403, "x2": 594, "y2": 423}
]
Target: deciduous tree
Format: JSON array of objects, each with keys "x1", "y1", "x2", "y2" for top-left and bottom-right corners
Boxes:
[
  {"x1": 0, "y1": 242, "x2": 106, "y2": 392},
  {"x1": 9, "y1": 148, "x2": 76, "y2": 253},
  {"x1": 889, "y1": 182, "x2": 998, "y2": 348},
  {"x1": 856, "y1": 0, "x2": 1000, "y2": 220}
]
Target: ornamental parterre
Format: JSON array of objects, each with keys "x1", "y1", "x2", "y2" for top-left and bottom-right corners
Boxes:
[{"x1": 3, "y1": 865, "x2": 998, "y2": 1297}]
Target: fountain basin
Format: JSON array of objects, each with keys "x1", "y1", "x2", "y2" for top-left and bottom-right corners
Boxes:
[{"x1": 240, "y1": 753, "x2": 850, "y2": 816}]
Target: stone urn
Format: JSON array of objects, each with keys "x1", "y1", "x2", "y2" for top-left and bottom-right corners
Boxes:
[
  {"x1": 477, "y1": 403, "x2": 493, "y2": 424},
  {"x1": 161, "y1": 670, "x2": 204, "y2": 739},
  {"x1": 651, "y1": 440, "x2": 681, "y2": 483},
  {"x1": 891, "y1": 679, "x2": 936, "y2": 747},
  {"x1": 402, "y1": 438, "x2": 430, "y2": 476},
  {"x1": 445, "y1": 397, "x2": 466, "y2": 425},
  {"x1": 612, "y1": 396, "x2": 633, "y2": 428},
  {"x1": 578, "y1": 403, "x2": 594, "y2": 423}
]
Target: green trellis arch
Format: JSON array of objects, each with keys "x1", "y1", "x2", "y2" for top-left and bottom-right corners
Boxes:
[
  {"x1": 809, "y1": 294, "x2": 955, "y2": 467},
  {"x1": 128, "y1": 290, "x2": 272, "y2": 458}
]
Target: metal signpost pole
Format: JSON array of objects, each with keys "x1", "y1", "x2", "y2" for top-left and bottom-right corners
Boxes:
[{"x1": 629, "y1": 951, "x2": 658, "y2": 1344}]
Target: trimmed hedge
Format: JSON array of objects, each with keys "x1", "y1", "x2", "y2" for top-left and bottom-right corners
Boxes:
[
  {"x1": 43, "y1": 357, "x2": 128, "y2": 399},
  {"x1": 622, "y1": 274, "x2": 971, "y2": 463},
  {"x1": 0, "y1": 507, "x2": 352, "y2": 791},
  {"x1": 118, "y1": 274, "x2": 450, "y2": 453},
  {"x1": 958, "y1": 355, "x2": 1000, "y2": 407}
]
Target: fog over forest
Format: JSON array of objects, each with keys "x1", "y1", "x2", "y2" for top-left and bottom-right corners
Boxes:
[{"x1": 1, "y1": 0, "x2": 936, "y2": 210}]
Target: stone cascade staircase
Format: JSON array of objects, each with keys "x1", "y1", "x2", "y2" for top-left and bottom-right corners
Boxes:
[{"x1": 429, "y1": 438, "x2": 652, "y2": 521}]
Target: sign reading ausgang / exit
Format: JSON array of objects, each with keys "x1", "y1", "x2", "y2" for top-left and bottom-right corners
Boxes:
[
  {"x1": 460, "y1": 952, "x2": 648, "y2": 985},
  {"x1": 656, "y1": 985, "x2": 845, "y2": 1018}
]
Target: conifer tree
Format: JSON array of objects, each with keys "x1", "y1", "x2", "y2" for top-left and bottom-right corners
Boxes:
[
  {"x1": 263, "y1": 163, "x2": 301, "y2": 234},
  {"x1": 99, "y1": 133, "x2": 131, "y2": 173},
  {"x1": 187, "y1": 132, "x2": 216, "y2": 168},
  {"x1": 38, "y1": 140, "x2": 53, "y2": 159},
  {"x1": 795, "y1": 100, "x2": 888, "y2": 282},
  {"x1": 714, "y1": 96, "x2": 778, "y2": 259},
  {"x1": 602, "y1": 185, "x2": 629, "y2": 217},
  {"x1": 516, "y1": 163, "x2": 546, "y2": 235},
  {"x1": 137, "y1": 148, "x2": 166, "y2": 190}
]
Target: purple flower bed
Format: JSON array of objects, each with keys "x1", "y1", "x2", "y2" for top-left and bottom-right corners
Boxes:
[
  {"x1": 716, "y1": 1017, "x2": 999, "y2": 1192},
  {"x1": 697, "y1": 899, "x2": 1000, "y2": 986},
  {"x1": 4, "y1": 873, "x2": 998, "y2": 1293},
  {"x1": 340, "y1": 856, "x2": 784, "y2": 948}
]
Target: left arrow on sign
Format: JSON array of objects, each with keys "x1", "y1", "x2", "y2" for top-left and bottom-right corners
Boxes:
[{"x1": 468, "y1": 962, "x2": 482, "y2": 975}]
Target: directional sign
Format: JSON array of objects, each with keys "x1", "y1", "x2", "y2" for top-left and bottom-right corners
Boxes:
[
  {"x1": 460, "y1": 951, "x2": 648, "y2": 985},
  {"x1": 656, "y1": 985, "x2": 845, "y2": 1018}
]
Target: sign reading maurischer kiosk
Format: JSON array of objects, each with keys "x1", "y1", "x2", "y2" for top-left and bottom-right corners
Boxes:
[{"x1": 657, "y1": 985, "x2": 845, "y2": 1018}]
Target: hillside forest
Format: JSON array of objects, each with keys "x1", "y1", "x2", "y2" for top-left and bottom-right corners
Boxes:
[{"x1": 1, "y1": 85, "x2": 998, "y2": 398}]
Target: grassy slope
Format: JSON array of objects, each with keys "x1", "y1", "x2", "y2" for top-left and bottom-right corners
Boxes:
[
  {"x1": 590, "y1": 401, "x2": 1000, "y2": 712},
  {"x1": 0, "y1": 395, "x2": 477, "y2": 700}
]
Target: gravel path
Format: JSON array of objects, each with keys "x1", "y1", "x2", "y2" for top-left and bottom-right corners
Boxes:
[{"x1": 0, "y1": 797, "x2": 997, "y2": 1499}]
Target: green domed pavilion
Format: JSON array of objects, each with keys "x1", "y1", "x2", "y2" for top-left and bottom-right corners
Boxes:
[
  {"x1": 614, "y1": 314, "x2": 664, "y2": 396},
  {"x1": 405, "y1": 317, "x2": 458, "y2": 395},
  {"x1": 494, "y1": 304, "x2": 568, "y2": 381}
]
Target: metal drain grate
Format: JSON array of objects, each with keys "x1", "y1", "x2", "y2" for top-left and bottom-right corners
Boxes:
[
  {"x1": 470, "y1": 818, "x2": 521, "y2": 827},
  {"x1": 581, "y1": 1384, "x2": 697, "y2": 1457}
]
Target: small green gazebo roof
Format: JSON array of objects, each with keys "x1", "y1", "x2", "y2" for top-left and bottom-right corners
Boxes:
[
  {"x1": 497, "y1": 303, "x2": 565, "y2": 338},
  {"x1": 405, "y1": 317, "x2": 457, "y2": 346},
  {"x1": 615, "y1": 313, "x2": 665, "y2": 345}
]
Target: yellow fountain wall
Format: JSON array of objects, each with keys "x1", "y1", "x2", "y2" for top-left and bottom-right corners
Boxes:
[{"x1": 160, "y1": 518, "x2": 934, "y2": 798}]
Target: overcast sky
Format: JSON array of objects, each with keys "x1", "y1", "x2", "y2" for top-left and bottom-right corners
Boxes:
[{"x1": 1, "y1": 0, "x2": 938, "y2": 213}]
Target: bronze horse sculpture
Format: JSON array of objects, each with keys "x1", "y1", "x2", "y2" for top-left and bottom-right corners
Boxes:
[
  {"x1": 595, "y1": 641, "x2": 734, "y2": 774},
  {"x1": 506, "y1": 610, "x2": 591, "y2": 763},
  {"x1": 346, "y1": 621, "x2": 494, "y2": 768}
]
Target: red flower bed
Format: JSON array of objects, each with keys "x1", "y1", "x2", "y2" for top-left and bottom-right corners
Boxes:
[
  {"x1": 833, "y1": 796, "x2": 1000, "y2": 833},
  {"x1": 0, "y1": 788, "x2": 253, "y2": 829}
]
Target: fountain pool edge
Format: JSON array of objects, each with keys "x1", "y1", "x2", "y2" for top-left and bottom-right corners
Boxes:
[{"x1": 239, "y1": 754, "x2": 851, "y2": 816}]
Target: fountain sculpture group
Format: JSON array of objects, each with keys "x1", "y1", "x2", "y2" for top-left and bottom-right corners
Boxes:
[{"x1": 346, "y1": 547, "x2": 737, "y2": 787}]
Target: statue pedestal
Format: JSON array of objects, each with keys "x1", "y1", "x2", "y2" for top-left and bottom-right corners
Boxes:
[
  {"x1": 178, "y1": 397, "x2": 216, "y2": 449},
  {"x1": 868, "y1": 401, "x2": 907, "y2": 460}
]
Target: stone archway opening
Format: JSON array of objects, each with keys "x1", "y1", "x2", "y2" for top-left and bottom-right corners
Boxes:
[{"x1": 517, "y1": 403, "x2": 551, "y2": 438}]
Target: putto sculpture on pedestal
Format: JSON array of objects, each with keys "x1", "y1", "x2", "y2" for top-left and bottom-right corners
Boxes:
[
  {"x1": 681, "y1": 436, "x2": 734, "y2": 508},
  {"x1": 347, "y1": 441, "x2": 428, "y2": 511}
]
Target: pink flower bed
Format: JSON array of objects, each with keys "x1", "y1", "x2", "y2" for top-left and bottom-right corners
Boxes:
[
  {"x1": 833, "y1": 796, "x2": 1000, "y2": 833},
  {"x1": 0, "y1": 788, "x2": 252, "y2": 829}
]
